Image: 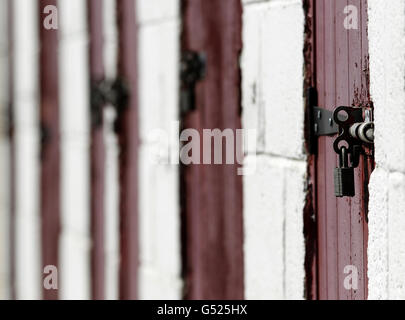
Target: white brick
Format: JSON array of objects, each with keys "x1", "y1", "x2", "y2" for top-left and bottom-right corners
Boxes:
[
  {"x1": 138, "y1": 145, "x2": 181, "y2": 299},
  {"x1": 59, "y1": 0, "x2": 90, "y2": 299},
  {"x1": 58, "y1": 0, "x2": 88, "y2": 37},
  {"x1": 241, "y1": 4, "x2": 265, "y2": 153},
  {"x1": 13, "y1": 0, "x2": 41, "y2": 300},
  {"x1": 59, "y1": 232, "x2": 91, "y2": 300},
  {"x1": 59, "y1": 37, "x2": 90, "y2": 136},
  {"x1": 0, "y1": 0, "x2": 7, "y2": 53},
  {"x1": 0, "y1": 138, "x2": 10, "y2": 300},
  {"x1": 368, "y1": 0, "x2": 405, "y2": 173},
  {"x1": 138, "y1": 20, "x2": 180, "y2": 145},
  {"x1": 137, "y1": 0, "x2": 179, "y2": 24},
  {"x1": 242, "y1": 0, "x2": 306, "y2": 300},
  {"x1": 139, "y1": 267, "x2": 182, "y2": 300},
  {"x1": 261, "y1": 2, "x2": 305, "y2": 159},
  {"x1": 103, "y1": 0, "x2": 118, "y2": 79},
  {"x1": 244, "y1": 155, "x2": 306, "y2": 299},
  {"x1": 0, "y1": 0, "x2": 10, "y2": 300},
  {"x1": 137, "y1": 3, "x2": 182, "y2": 299},
  {"x1": 388, "y1": 172, "x2": 405, "y2": 299},
  {"x1": 284, "y1": 163, "x2": 306, "y2": 300},
  {"x1": 243, "y1": 0, "x2": 270, "y2": 5},
  {"x1": 103, "y1": 108, "x2": 120, "y2": 300},
  {"x1": 367, "y1": 168, "x2": 389, "y2": 300},
  {"x1": 13, "y1": 0, "x2": 39, "y2": 102},
  {"x1": 0, "y1": 55, "x2": 8, "y2": 105},
  {"x1": 103, "y1": 0, "x2": 120, "y2": 300},
  {"x1": 244, "y1": 155, "x2": 285, "y2": 299},
  {"x1": 60, "y1": 139, "x2": 90, "y2": 235},
  {"x1": 368, "y1": 0, "x2": 405, "y2": 299}
]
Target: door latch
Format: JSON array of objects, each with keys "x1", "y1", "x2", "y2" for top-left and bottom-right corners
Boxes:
[
  {"x1": 180, "y1": 51, "x2": 206, "y2": 115},
  {"x1": 332, "y1": 106, "x2": 374, "y2": 197},
  {"x1": 308, "y1": 88, "x2": 374, "y2": 197},
  {"x1": 90, "y1": 78, "x2": 129, "y2": 128}
]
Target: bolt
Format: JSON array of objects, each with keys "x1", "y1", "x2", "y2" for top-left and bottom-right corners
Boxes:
[{"x1": 365, "y1": 127, "x2": 374, "y2": 142}]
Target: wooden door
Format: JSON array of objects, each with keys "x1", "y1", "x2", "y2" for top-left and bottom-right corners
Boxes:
[
  {"x1": 180, "y1": 0, "x2": 244, "y2": 299},
  {"x1": 307, "y1": 0, "x2": 374, "y2": 300},
  {"x1": 39, "y1": 0, "x2": 60, "y2": 301},
  {"x1": 116, "y1": 0, "x2": 139, "y2": 300}
]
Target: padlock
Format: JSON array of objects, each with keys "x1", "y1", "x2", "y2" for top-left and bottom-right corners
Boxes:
[{"x1": 334, "y1": 146, "x2": 355, "y2": 197}]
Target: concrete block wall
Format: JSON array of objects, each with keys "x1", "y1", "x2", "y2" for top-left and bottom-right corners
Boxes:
[
  {"x1": 368, "y1": 0, "x2": 405, "y2": 300},
  {"x1": 0, "y1": 0, "x2": 10, "y2": 300},
  {"x1": 4, "y1": 0, "x2": 405, "y2": 301},
  {"x1": 58, "y1": 0, "x2": 91, "y2": 300},
  {"x1": 136, "y1": 0, "x2": 182, "y2": 299},
  {"x1": 13, "y1": 0, "x2": 42, "y2": 300},
  {"x1": 102, "y1": 0, "x2": 120, "y2": 300},
  {"x1": 242, "y1": 0, "x2": 306, "y2": 299}
]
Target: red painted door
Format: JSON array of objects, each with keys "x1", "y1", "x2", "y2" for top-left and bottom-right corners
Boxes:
[
  {"x1": 88, "y1": 0, "x2": 106, "y2": 300},
  {"x1": 307, "y1": 0, "x2": 373, "y2": 300},
  {"x1": 39, "y1": 0, "x2": 60, "y2": 301},
  {"x1": 181, "y1": 0, "x2": 244, "y2": 299},
  {"x1": 116, "y1": 0, "x2": 139, "y2": 300}
]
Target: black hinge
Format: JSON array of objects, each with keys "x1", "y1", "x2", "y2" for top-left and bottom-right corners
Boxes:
[
  {"x1": 180, "y1": 51, "x2": 206, "y2": 115},
  {"x1": 312, "y1": 106, "x2": 339, "y2": 136},
  {"x1": 307, "y1": 87, "x2": 340, "y2": 139},
  {"x1": 90, "y1": 78, "x2": 129, "y2": 128},
  {"x1": 307, "y1": 87, "x2": 349, "y2": 154},
  {"x1": 307, "y1": 87, "x2": 319, "y2": 154}
]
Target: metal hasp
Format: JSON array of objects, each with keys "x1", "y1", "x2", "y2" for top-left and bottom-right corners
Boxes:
[
  {"x1": 332, "y1": 106, "x2": 374, "y2": 197},
  {"x1": 90, "y1": 78, "x2": 129, "y2": 127},
  {"x1": 180, "y1": 51, "x2": 206, "y2": 114},
  {"x1": 332, "y1": 106, "x2": 373, "y2": 168},
  {"x1": 308, "y1": 89, "x2": 374, "y2": 197}
]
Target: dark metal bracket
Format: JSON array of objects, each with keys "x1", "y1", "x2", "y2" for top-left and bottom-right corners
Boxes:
[
  {"x1": 90, "y1": 78, "x2": 129, "y2": 128},
  {"x1": 332, "y1": 106, "x2": 370, "y2": 169},
  {"x1": 307, "y1": 88, "x2": 374, "y2": 197},
  {"x1": 180, "y1": 51, "x2": 206, "y2": 115},
  {"x1": 312, "y1": 106, "x2": 339, "y2": 136}
]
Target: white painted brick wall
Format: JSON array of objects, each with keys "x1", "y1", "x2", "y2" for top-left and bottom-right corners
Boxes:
[
  {"x1": 137, "y1": 0, "x2": 182, "y2": 300},
  {"x1": 103, "y1": 0, "x2": 120, "y2": 301},
  {"x1": 13, "y1": 0, "x2": 41, "y2": 300},
  {"x1": 58, "y1": 0, "x2": 91, "y2": 300},
  {"x1": 0, "y1": 0, "x2": 10, "y2": 300},
  {"x1": 368, "y1": 0, "x2": 405, "y2": 300},
  {"x1": 242, "y1": 0, "x2": 306, "y2": 300}
]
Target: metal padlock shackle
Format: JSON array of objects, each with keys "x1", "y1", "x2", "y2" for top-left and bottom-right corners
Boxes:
[
  {"x1": 338, "y1": 146, "x2": 349, "y2": 168},
  {"x1": 334, "y1": 146, "x2": 356, "y2": 198}
]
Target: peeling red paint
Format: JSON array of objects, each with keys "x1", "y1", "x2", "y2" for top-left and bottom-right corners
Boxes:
[
  {"x1": 39, "y1": 0, "x2": 60, "y2": 300},
  {"x1": 116, "y1": 0, "x2": 139, "y2": 300},
  {"x1": 303, "y1": 0, "x2": 318, "y2": 300},
  {"x1": 309, "y1": 0, "x2": 373, "y2": 300},
  {"x1": 180, "y1": 0, "x2": 244, "y2": 300},
  {"x1": 88, "y1": 0, "x2": 106, "y2": 300}
]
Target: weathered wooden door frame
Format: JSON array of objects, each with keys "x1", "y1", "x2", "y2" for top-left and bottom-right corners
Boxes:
[
  {"x1": 88, "y1": 0, "x2": 106, "y2": 300},
  {"x1": 180, "y1": 0, "x2": 244, "y2": 300},
  {"x1": 116, "y1": 0, "x2": 139, "y2": 300},
  {"x1": 38, "y1": 0, "x2": 61, "y2": 301},
  {"x1": 304, "y1": 0, "x2": 373, "y2": 300}
]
